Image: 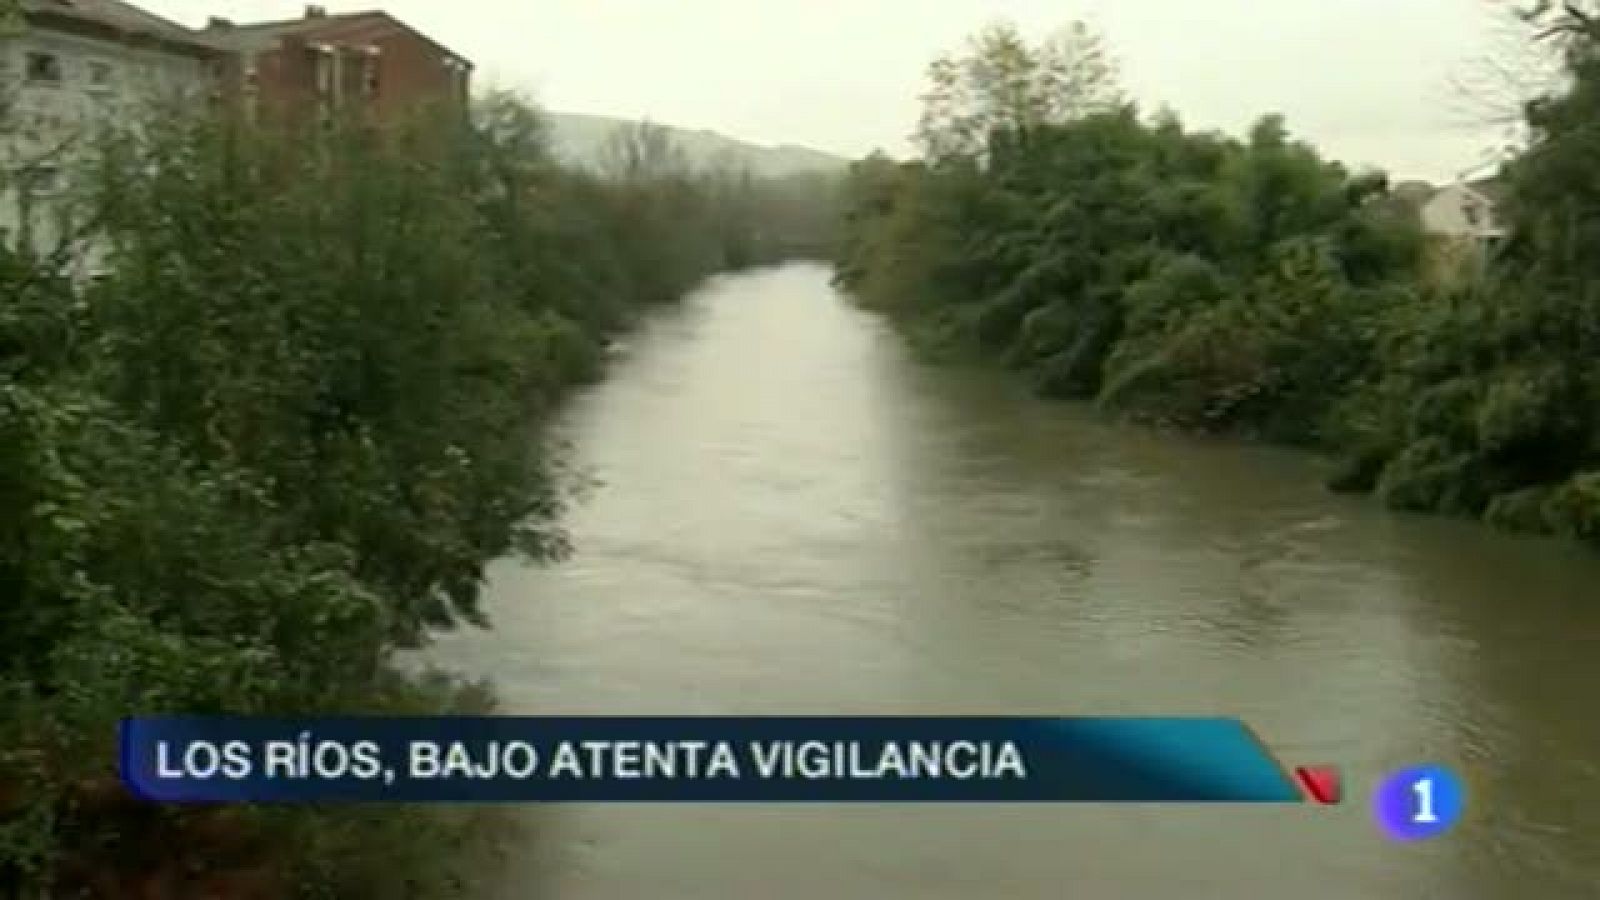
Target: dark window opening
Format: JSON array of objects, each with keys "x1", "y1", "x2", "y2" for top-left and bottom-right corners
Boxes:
[
  {"x1": 26, "y1": 53, "x2": 62, "y2": 84},
  {"x1": 20, "y1": 165, "x2": 61, "y2": 194}
]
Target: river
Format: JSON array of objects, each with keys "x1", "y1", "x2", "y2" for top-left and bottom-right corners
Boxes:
[{"x1": 435, "y1": 262, "x2": 1600, "y2": 899}]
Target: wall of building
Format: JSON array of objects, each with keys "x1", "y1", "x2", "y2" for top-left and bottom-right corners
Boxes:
[
  {"x1": 1420, "y1": 184, "x2": 1500, "y2": 240},
  {"x1": 360, "y1": 22, "x2": 468, "y2": 120},
  {"x1": 0, "y1": 28, "x2": 214, "y2": 258},
  {"x1": 222, "y1": 14, "x2": 470, "y2": 130},
  {"x1": 1422, "y1": 233, "x2": 1491, "y2": 289},
  {"x1": 2, "y1": 7, "x2": 473, "y2": 265}
]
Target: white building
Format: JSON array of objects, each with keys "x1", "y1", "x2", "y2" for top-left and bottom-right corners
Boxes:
[
  {"x1": 1418, "y1": 179, "x2": 1507, "y2": 247},
  {"x1": 1, "y1": 0, "x2": 219, "y2": 264}
]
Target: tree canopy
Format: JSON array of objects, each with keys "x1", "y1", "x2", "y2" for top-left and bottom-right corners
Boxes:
[
  {"x1": 0, "y1": 92, "x2": 788, "y2": 896},
  {"x1": 915, "y1": 20, "x2": 1121, "y2": 162},
  {"x1": 837, "y1": 13, "x2": 1600, "y2": 546}
]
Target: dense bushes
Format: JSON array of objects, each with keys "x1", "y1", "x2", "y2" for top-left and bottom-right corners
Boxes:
[
  {"x1": 835, "y1": 11, "x2": 1600, "y2": 550},
  {"x1": 1, "y1": 93, "x2": 734, "y2": 896},
  {"x1": 1328, "y1": 3, "x2": 1600, "y2": 541},
  {"x1": 836, "y1": 42, "x2": 1423, "y2": 445}
]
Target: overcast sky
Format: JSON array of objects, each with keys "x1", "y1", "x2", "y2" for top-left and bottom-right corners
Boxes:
[{"x1": 145, "y1": 0, "x2": 1514, "y2": 182}]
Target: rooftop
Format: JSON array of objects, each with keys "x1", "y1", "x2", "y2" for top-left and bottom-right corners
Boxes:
[
  {"x1": 201, "y1": 8, "x2": 373, "y2": 49},
  {"x1": 21, "y1": 0, "x2": 213, "y2": 51},
  {"x1": 1390, "y1": 180, "x2": 1436, "y2": 208},
  {"x1": 1467, "y1": 176, "x2": 1509, "y2": 206},
  {"x1": 203, "y1": 6, "x2": 471, "y2": 67}
]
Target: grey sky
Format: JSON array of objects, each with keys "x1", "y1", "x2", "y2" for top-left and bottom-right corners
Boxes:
[{"x1": 146, "y1": 0, "x2": 1510, "y2": 181}]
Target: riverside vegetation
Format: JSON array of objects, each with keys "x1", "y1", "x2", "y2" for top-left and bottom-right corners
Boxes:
[
  {"x1": 0, "y1": 88, "x2": 838, "y2": 897},
  {"x1": 833, "y1": 7, "x2": 1600, "y2": 547}
]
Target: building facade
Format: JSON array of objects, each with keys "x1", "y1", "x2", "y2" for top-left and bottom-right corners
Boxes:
[
  {"x1": 2, "y1": 2, "x2": 473, "y2": 265},
  {"x1": 1413, "y1": 179, "x2": 1508, "y2": 287},
  {"x1": 206, "y1": 6, "x2": 472, "y2": 129},
  {"x1": 1419, "y1": 180, "x2": 1506, "y2": 246},
  {"x1": 1, "y1": 0, "x2": 219, "y2": 257}
]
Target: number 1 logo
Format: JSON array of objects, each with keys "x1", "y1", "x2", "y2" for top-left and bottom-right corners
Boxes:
[
  {"x1": 1376, "y1": 765, "x2": 1464, "y2": 841},
  {"x1": 1411, "y1": 776, "x2": 1439, "y2": 824}
]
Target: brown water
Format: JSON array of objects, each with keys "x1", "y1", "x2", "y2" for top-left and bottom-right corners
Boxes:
[{"x1": 436, "y1": 263, "x2": 1600, "y2": 899}]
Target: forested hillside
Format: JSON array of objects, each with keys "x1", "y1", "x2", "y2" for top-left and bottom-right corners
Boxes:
[{"x1": 543, "y1": 111, "x2": 847, "y2": 178}]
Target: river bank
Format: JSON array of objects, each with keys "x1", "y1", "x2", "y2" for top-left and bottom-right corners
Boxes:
[
  {"x1": 0, "y1": 96, "x2": 774, "y2": 898},
  {"x1": 834, "y1": 14, "x2": 1600, "y2": 556}
]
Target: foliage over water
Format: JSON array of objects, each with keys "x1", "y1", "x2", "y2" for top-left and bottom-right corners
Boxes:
[
  {"x1": 832, "y1": 10, "x2": 1600, "y2": 548},
  {"x1": 0, "y1": 93, "x2": 830, "y2": 896}
]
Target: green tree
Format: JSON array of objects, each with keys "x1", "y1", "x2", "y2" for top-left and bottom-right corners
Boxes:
[
  {"x1": 1, "y1": 92, "x2": 735, "y2": 896},
  {"x1": 915, "y1": 20, "x2": 1121, "y2": 162},
  {"x1": 1327, "y1": 0, "x2": 1600, "y2": 537},
  {"x1": 840, "y1": 21, "x2": 1424, "y2": 447}
]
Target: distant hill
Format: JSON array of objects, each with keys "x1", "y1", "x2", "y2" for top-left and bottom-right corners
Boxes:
[{"x1": 542, "y1": 111, "x2": 849, "y2": 179}]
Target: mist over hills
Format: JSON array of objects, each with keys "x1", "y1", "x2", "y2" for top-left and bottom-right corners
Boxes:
[{"x1": 542, "y1": 111, "x2": 851, "y2": 178}]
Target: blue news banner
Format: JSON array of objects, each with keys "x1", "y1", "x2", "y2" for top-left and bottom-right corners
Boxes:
[{"x1": 120, "y1": 716, "x2": 1327, "y2": 804}]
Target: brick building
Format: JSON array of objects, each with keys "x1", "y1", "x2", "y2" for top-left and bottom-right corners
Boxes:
[
  {"x1": 3, "y1": 2, "x2": 472, "y2": 265},
  {"x1": 204, "y1": 5, "x2": 472, "y2": 126}
]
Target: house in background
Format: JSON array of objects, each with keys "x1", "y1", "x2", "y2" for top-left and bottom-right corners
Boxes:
[
  {"x1": 2, "y1": 1, "x2": 474, "y2": 268},
  {"x1": 204, "y1": 6, "x2": 472, "y2": 128},
  {"x1": 1419, "y1": 178, "x2": 1507, "y2": 248},
  {"x1": 1385, "y1": 176, "x2": 1507, "y2": 285},
  {"x1": 1428, "y1": 178, "x2": 1507, "y2": 286},
  {"x1": 1, "y1": 0, "x2": 220, "y2": 257}
]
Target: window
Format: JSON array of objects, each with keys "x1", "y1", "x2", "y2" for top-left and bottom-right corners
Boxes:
[
  {"x1": 26, "y1": 52, "x2": 62, "y2": 85},
  {"x1": 241, "y1": 64, "x2": 260, "y2": 120},
  {"x1": 88, "y1": 61, "x2": 113, "y2": 88},
  {"x1": 313, "y1": 50, "x2": 334, "y2": 123},
  {"x1": 19, "y1": 165, "x2": 61, "y2": 195},
  {"x1": 314, "y1": 49, "x2": 333, "y2": 96}
]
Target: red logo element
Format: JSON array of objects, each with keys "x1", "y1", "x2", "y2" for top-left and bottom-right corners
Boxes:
[{"x1": 1294, "y1": 765, "x2": 1342, "y2": 805}]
